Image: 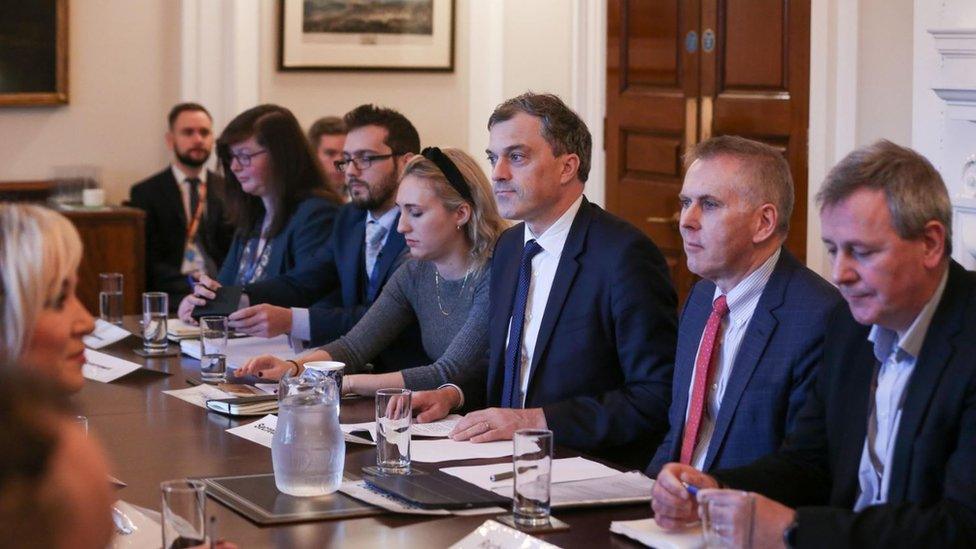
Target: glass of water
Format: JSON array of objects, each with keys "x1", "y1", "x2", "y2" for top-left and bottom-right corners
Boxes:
[
  {"x1": 98, "y1": 273, "x2": 124, "y2": 325},
  {"x1": 375, "y1": 388, "x2": 412, "y2": 474},
  {"x1": 142, "y1": 292, "x2": 169, "y2": 352},
  {"x1": 513, "y1": 429, "x2": 553, "y2": 527},
  {"x1": 699, "y1": 489, "x2": 756, "y2": 548},
  {"x1": 160, "y1": 479, "x2": 207, "y2": 549},
  {"x1": 199, "y1": 316, "x2": 228, "y2": 383}
]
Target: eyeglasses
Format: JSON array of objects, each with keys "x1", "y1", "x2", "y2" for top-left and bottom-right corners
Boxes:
[
  {"x1": 227, "y1": 149, "x2": 268, "y2": 167},
  {"x1": 334, "y1": 153, "x2": 399, "y2": 173}
]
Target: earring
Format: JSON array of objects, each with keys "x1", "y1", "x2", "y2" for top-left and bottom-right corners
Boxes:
[{"x1": 456, "y1": 224, "x2": 461, "y2": 231}]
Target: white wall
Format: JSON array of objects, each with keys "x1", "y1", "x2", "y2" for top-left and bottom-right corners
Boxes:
[
  {"x1": 856, "y1": 0, "x2": 914, "y2": 147},
  {"x1": 0, "y1": 0, "x2": 181, "y2": 205}
]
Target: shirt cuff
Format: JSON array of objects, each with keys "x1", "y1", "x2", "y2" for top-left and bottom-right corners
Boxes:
[
  {"x1": 438, "y1": 383, "x2": 464, "y2": 409},
  {"x1": 289, "y1": 308, "x2": 311, "y2": 353}
]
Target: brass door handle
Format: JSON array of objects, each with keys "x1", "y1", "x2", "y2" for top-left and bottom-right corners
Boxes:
[{"x1": 646, "y1": 211, "x2": 681, "y2": 224}]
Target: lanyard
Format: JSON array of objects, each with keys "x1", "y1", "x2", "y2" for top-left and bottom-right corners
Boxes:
[{"x1": 185, "y1": 181, "x2": 207, "y2": 244}]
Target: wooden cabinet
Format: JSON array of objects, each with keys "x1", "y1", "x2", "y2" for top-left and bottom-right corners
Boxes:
[{"x1": 61, "y1": 207, "x2": 145, "y2": 316}]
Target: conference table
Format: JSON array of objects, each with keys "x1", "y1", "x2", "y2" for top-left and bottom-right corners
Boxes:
[{"x1": 76, "y1": 318, "x2": 650, "y2": 548}]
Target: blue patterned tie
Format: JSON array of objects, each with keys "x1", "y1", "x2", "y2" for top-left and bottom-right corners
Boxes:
[{"x1": 501, "y1": 239, "x2": 543, "y2": 408}]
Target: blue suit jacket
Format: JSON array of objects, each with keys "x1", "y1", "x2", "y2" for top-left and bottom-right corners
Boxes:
[
  {"x1": 647, "y1": 250, "x2": 842, "y2": 475},
  {"x1": 242, "y1": 203, "x2": 428, "y2": 372},
  {"x1": 713, "y1": 261, "x2": 976, "y2": 547},
  {"x1": 476, "y1": 198, "x2": 677, "y2": 466},
  {"x1": 218, "y1": 195, "x2": 338, "y2": 286}
]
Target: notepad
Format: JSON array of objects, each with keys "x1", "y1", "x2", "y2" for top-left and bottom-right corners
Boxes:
[
  {"x1": 206, "y1": 394, "x2": 279, "y2": 416},
  {"x1": 610, "y1": 518, "x2": 705, "y2": 549}
]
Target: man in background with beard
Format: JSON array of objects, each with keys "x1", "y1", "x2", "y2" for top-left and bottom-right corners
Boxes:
[
  {"x1": 130, "y1": 102, "x2": 234, "y2": 307},
  {"x1": 197, "y1": 104, "x2": 430, "y2": 370}
]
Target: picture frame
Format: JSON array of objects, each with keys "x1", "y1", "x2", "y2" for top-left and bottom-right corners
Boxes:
[
  {"x1": 279, "y1": 0, "x2": 454, "y2": 72},
  {"x1": 0, "y1": 0, "x2": 69, "y2": 106}
]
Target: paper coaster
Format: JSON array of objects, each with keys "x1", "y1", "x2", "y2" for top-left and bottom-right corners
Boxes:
[{"x1": 496, "y1": 514, "x2": 570, "y2": 533}]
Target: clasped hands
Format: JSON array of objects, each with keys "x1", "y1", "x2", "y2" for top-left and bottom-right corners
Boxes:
[
  {"x1": 411, "y1": 387, "x2": 547, "y2": 442},
  {"x1": 177, "y1": 275, "x2": 292, "y2": 337},
  {"x1": 651, "y1": 463, "x2": 796, "y2": 548}
]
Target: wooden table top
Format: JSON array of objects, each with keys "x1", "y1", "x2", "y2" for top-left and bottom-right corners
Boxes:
[{"x1": 75, "y1": 319, "x2": 649, "y2": 548}]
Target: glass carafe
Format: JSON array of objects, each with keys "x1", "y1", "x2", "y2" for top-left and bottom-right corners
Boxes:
[{"x1": 272, "y1": 369, "x2": 344, "y2": 496}]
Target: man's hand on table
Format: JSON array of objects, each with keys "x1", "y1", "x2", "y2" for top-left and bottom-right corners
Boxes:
[
  {"x1": 449, "y1": 408, "x2": 546, "y2": 442},
  {"x1": 651, "y1": 463, "x2": 719, "y2": 530}
]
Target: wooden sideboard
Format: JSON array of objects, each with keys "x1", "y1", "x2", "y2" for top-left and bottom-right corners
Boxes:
[{"x1": 61, "y1": 207, "x2": 146, "y2": 315}]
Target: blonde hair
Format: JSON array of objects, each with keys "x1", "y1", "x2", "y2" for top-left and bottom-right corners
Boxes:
[
  {"x1": 401, "y1": 148, "x2": 509, "y2": 271},
  {"x1": 0, "y1": 204, "x2": 83, "y2": 365}
]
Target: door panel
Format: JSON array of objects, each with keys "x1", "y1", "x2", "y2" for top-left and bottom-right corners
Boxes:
[{"x1": 607, "y1": 0, "x2": 810, "y2": 305}]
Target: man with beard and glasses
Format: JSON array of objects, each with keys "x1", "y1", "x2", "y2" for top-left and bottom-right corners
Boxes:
[
  {"x1": 129, "y1": 102, "x2": 234, "y2": 307},
  {"x1": 199, "y1": 104, "x2": 429, "y2": 371}
]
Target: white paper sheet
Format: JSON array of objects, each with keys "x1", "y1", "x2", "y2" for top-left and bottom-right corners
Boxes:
[
  {"x1": 180, "y1": 334, "x2": 294, "y2": 369},
  {"x1": 449, "y1": 520, "x2": 560, "y2": 549},
  {"x1": 441, "y1": 456, "x2": 620, "y2": 492},
  {"x1": 544, "y1": 471, "x2": 654, "y2": 507},
  {"x1": 226, "y1": 414, "x2": 278, "y2": 447},
  {"x1": 83, "y1": 319, "x2": 132, "y2": 349},
  {"x1": 410, "y1": 438, "x2": 514, "y2": 463},
  {"x1": 610, "y1": 518, "x2": 705, "y2": 549},
  {"x1": 227, "y1": 414, "x2": 375, "y2": 447},
  {"x1": 82, "y1": 349, "x2": 143, "y2": 383},
  {"x1": 337, "y1": 414, "x2": 461, "y2": 444},
  {"x1": 108, "y1": 499, "x2": 164, "y2": 549},
  {"x1": 162, "y1": 384, "x2": 237, "y2": 409}
]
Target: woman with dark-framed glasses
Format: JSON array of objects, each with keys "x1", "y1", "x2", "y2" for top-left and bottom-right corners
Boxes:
[{"x1": 178, "y1": 104, "x2": 343, "y2": 322}]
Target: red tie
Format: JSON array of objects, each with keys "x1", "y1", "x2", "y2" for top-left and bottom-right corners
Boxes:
[{"x1": 680, "y1": 295, "x2": 729, "y2": 465}]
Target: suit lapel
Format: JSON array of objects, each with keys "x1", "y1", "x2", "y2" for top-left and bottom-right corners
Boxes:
[
  {"x1": 525, "y1": 200, "x2": 592, "y2": 394},
  {"x1": 703, "y1": 252, "x2": 791, "y2": 470},
  {"x1": 671, "y1": 284, "x2": 714, "y2": 462},
  {"x1": 835, "y1": 336, "x2": 878, "y2": 506},
  {"x1": 887, "y1": 263, "x2": 966, "y2": 502},
  {"x1": 487, "y1": 225, "x2": 525, "y2": 400},
  {"x1": 342, "y1": 214, "x2": 367, "y2": 306},
  {"x1": 163, "y1": 170, "x2": 188, "y2": 230}
]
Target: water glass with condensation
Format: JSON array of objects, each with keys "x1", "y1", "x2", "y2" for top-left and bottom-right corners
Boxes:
[
  {"x1": 199, "y1": 316, "x2": 228, "y2": 382},
  {"x1": 513, "y1": 429, "x2": 553, "y2": 526},
  {"x1": 160, "y1": 479, "x2": 207, "y2": 549},
  {"x1": 142, "y1": 292, "x2": 169, "y2": 351},
  {"x1": 699, "y1": 489, "x2": 755, "y2": 549},
  {"x1": 375, "y1": 388, "x2": 412, "y2": 474},
  {"x1": 98, "y1": 273, "x2": 124, "y2": 325}
]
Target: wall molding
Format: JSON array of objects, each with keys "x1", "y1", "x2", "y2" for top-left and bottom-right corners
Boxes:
[{"x1": 571, "y1": 0, "x2": 607, "y2": 206}]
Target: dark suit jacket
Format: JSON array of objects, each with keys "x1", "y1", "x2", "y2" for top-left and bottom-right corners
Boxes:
[
  {"x1": 129, "y1": 167, "x2": 234, "y2": 304},
  {"x1": 472, "y1": 198, "x2": 677, "y2": 466},
  {"x1": 713, "y1": 261, "x2": 976, "y2": 548},
  {"x1": 242, "y1": 203, "x2": 428, "y2": 372},
  {"x1": 647, "y1": 250, "x2": 842, "y2": 476},
  {"x1": 217, "y1": 196, "x2": 338, "y2": 286}
]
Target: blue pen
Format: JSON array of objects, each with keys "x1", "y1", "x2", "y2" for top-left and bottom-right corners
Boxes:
[{"x1": 682, "y1": 481, "x2": 699, "y2": 497}]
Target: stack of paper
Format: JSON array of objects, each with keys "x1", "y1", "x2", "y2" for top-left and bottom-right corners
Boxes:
[{"x1": 609, "y1": 518, "x2": 705, "y2": 549}]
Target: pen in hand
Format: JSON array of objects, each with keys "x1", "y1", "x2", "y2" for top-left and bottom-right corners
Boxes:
[
  {"x1": 682, "y1": 481, "x2": 699, "y2": 498},
  {"x1": 490, "y1": 465, "x2": 538, "y2": 482}
]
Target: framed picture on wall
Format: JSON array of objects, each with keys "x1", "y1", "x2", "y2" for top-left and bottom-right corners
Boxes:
[
  {"x1": 279, "y1": 0, "x2": 454, "y2": 72},
  {"x1": 0, "y1": 0, "x2": 69, "y2": 106}
]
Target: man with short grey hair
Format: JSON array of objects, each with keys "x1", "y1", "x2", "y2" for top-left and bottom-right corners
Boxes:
[
  {"x1": 652, "y1": 140, "x2": 976, "y2": 548},
  {"x1": 646, "y1": 135, "x2": 841, "y2": 476}
]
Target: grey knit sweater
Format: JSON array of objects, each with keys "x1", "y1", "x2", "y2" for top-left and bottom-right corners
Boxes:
[{"x1": 321, "y1": 259, "x2": 489, "y2": 390}]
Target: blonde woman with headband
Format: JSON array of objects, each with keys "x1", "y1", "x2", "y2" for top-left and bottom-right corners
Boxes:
[
  {"x1": 237, "y1": 147, "x2": 507, "y2": 397},
  {"x1": 0, "y1": 203, "x2": 96, "y2": 393}
]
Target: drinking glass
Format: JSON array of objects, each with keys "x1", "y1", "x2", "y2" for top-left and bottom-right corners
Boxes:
[
  {"x1": 142, "y1": 292, "x2": 169, "y2": 351},
  {"x1": 699, "y1": 489, "x2": 755, "y2": 549},
  {"x1": 160, "y1": 479, "x2": 207, "y2": 549},
  {"x1": 98, "y1": 273, "x2": 124, "y2": 325},
  {"x1": 74, "y1": 415, "x2": 89, "y2": 437},
  {"x1": 512, "y1": 429, "x2": 553, "y2": 527},
  {"x1": 199, "y1": 316, "x2": 228, "y2": 382},
  {"x1": 375, "y1": 388, "x2": 412, "y2": 474}
]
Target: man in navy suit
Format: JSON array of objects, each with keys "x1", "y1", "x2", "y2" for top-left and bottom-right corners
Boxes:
[
  {"x1": 646, "y1": 136, "x2": 841, "y2": 476},
  {"x1": 192, "y1": 105, "x2": 428, "y2": 370},
  {"x1": 415, "y1": 93, "x2": 677, "y2": 465},
  {"x1": 653, "y1": 141, "x2": 976, "y2": 547},
  {"x1": 129, "y1": 103, "x2": 234, "y2": 306}
]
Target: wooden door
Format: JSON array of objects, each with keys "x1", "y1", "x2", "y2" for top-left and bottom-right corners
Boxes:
[{"x1": 606, "y1": 0, "x2": 810, "y2": 305}]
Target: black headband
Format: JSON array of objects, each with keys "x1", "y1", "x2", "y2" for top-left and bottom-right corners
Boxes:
[{"x1": 421, "y1": 147, "x2": 474, "y2": 204}]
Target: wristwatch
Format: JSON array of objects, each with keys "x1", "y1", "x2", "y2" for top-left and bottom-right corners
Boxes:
[{"x1": 783, "y1": 516, "x2": 799, "y2": 548}]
